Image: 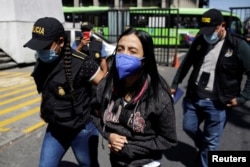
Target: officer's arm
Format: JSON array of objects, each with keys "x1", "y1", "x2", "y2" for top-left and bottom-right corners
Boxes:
[
  {"x1": 89, "y1": 67, "x2": 105, "y2": 85},
  {"x1": 100, "y1": 58, "x2": 108, "y2": 74},
  {"x1": 81, "y1": 57, "x2": 105, "y2": 85},
  {"x1": 237, "y1": 40, "x2": 250, "y2": 105}
]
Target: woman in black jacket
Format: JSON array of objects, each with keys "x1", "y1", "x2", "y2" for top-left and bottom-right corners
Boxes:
[{"x1": 92, "y1": 28, "x2": 177, "y2": 167}]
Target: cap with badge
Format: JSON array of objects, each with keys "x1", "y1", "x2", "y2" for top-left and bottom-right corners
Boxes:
[
  {"x1": 81, "y1": 22, "x2": 94, "y2": 32},
  {"x1": 200, "y1": 9, "x2": 224, "y2": 36},
  {"x1": 24, "y1": 17, "x2": 65, "y2": 50}
]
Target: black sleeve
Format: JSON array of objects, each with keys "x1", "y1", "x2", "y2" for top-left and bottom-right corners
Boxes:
[
  {"x1": 89, "y1": 39, "x2": 103, "y2": 59},
  {"x1": 80, "y1": 58, "x2": 99, "y2": 80}
]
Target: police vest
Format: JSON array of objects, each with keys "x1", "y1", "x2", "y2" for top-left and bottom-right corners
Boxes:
[{"x1": 38, "y1": 50, "x2": 93, "y2": 130}]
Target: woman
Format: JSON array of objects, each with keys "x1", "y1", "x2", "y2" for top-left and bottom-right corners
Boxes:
[
  {"x1": 23, "y1": 17, "x2": 104, "y2": 167},
  {"x1": 92, "y1": 28, "x2": 177, "y2": 167}
]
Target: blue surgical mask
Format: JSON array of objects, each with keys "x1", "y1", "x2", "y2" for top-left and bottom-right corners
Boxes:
[
  {"x1": 115, "y1": 53, "x2": 143, "y2": 79},
  {"x1": 36, "y1": 45, "x2": 59, "y2": 63},
  {"x1": 203, "y1": 32, "x2": 219, "y2": 44}
]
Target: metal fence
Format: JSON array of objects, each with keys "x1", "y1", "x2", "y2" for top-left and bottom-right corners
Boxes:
[
  {"x1": 106, "y1": 8, "x2": 179, "y2": 66},
  {"x1": 230, "y1": 7, "x2": 250, "y2": 37}
]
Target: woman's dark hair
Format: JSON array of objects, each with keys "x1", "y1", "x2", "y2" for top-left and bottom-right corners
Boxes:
[{"x1": 103, "y1": 28, "x2": 170, "y2": 102}]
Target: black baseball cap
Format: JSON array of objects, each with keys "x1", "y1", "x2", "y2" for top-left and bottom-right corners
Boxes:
[
  {"x1": 81, "y1": 21, "x2": 94, "y2": 31},
  {"x1": 200, "y1": 9, "x2": 224, "y2": 36},
  {"x1": 24, "y1": 17, "x2": 65, "y2": 50}
]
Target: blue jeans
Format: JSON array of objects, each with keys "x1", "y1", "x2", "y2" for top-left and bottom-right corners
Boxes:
[
  {"x1": 39, "y1": 121, "x2": 99, "y2": 167},
  {"x1": 182, "y1": 99, "x2": 228, "y2": 167}
]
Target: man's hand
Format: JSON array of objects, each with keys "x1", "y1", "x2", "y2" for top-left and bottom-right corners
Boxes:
[
  {"x1": 226, "y1": 98, "x2": 238, "y2": 107},
  {"x1": 108, "y1": 133, "x2": 128, "y2": 152},
  {"x1": 170, "y1": 88, "x2": 176, "y2": 95},
  {"x1": 76, "y1": 37, "x2": 90, "y2": 51}
]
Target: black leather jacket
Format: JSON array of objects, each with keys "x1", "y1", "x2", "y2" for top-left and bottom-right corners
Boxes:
[{"x1": 171, "y1": 32, "x2": 250, "y2": 105}]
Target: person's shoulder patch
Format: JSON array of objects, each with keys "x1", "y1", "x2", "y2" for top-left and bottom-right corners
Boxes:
[{"x1": 95, "y1": 52, "x2": 100, "y2": 58}]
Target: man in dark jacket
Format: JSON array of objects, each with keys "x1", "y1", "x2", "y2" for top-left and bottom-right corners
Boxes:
[
  {"x1": 170, "y1": 8, "x2": 250, "y2": 167},
  {"x1": 72, "y1": 21, "x2": 108, "y2": 74}
]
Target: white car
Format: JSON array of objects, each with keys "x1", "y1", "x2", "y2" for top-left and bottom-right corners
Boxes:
[
  {"x1": 65, "y1": 28, "x2": 116, "y2": 57},
  {"x1": 92, "y1": 33, "x2": 117, "y2": 57}
]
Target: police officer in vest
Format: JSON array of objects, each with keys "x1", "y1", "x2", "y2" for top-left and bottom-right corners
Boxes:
[
  {"x1": 24, "y1": 17, "x2": 104, "y2": 167},
  {"x1": 170, "y1": 9, "x2": 250, "y2": 167},
  {"x1": 72, "y1": 21, "x2": 108, "y2": 74}
]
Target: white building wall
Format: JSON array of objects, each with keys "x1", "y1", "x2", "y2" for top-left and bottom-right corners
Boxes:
[{"x1": 0, "y1": 0, "x2": 65, "y2": 64}]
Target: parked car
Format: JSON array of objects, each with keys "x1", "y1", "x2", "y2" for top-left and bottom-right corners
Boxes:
[{"x1": 65, "y1": 28, "x2": 116, "y2": 57}]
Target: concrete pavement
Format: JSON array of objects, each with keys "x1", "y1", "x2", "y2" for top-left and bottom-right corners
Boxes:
[{"x1": 0, "y1": 64, "x2": 250, "y2": 167}]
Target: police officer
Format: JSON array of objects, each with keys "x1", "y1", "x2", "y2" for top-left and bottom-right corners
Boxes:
[
  {"x1": 23, "y1": 17, "x2": 104, "y2": 167},
  {"x1": 170, "y1": 9, "x2": 250, "y2": 167},
  {"x1": 72, "y1": 21, "x2": 108, "y2": 74}
]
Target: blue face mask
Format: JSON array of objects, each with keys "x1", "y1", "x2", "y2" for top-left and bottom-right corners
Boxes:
[
  {"x1": 36, "y1": 45, "x2": 59, "y2": 63},
  {"x1": 115, "y1": 53, "x2": 143, "y2": 79},
  {"x1": 203, "y1": 32, "x2": 219, "y2": 44}
]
